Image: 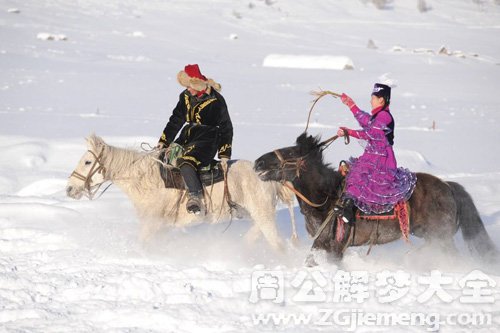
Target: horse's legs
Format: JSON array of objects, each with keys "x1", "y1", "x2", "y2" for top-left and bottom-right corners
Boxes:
[
  {"x1": 244, "y1": 224, "x2": 262, "y2": 244},
  {"x1": 288, "y1": 203, "x2": 299, "y2": 246},
  {"x1": 305, "y1": 244, "x2": 344, "y2": 267},
  {"x1": 245, "y1": 188, "x2": 285, "y2": 252},
  {"x1": 425, "y1": 236, "x2": 459, "y2": 256},
  {"x1": 419, "y1": 210, "x2": 459, "y2": 258},
  {"x1": 305, "y1": 229, "x2": 345, "y2": 266},
  {"x1": 139, "y1": 217, "x2": 163, "y2": 244},
  {"x1": 276, "y1": 184, "x2": 299, "y2": 245},
  {"x1": 250, "y1": 211, "x2": 284, "y2": 252},
  {"x1": 440, "y1": 238, "x2": 459, "y2": 255},
  {"x1": 227, "y1": 162, "x2": 284, "y2": 252},
  {"x1": 326, "y1": 241, "x2": 345, "y2": 262},
  {"x1": 260, "y1": 220, "x2": 285, "y2": 252},
  {"x1": 305, "y1": 253, "x2": 318, "y2": 267}
]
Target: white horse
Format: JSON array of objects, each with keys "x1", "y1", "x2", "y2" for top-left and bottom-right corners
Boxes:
[{"x1": 66, "y1": 135, "x2": 297, "y2": 251}]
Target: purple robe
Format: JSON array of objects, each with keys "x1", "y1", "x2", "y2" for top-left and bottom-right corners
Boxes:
[{"x1": 343, "y1": 105, "x2": 417, "y2": 214}]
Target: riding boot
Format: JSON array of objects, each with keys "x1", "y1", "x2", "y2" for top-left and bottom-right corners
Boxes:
[
  {"x1": 334, "y1": 198, "x2": 355, "y2": 224},
  {"x1": 180, "y1": 164, "x2": 204, "y2": 215},
  {"x1": 186, "y1": 191, "x2": 204, "y2": 215},
  {"x1": 341, "y1": 198, "x2": 355, "y2": 224}
]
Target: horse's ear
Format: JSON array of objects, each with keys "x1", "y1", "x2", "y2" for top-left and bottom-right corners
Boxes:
[
  {"x1": 85, "y1": 135, "x2": 92, "y2": 148},
  {"x1": 86, "y1": 133, "x2": 105, "y2": 151},
  {"x1": 296, "y1": 131, "x2": 308, "y2": 144},
  {"x1": 296, "y1": 132, "x2": 321, "y2": 152}
]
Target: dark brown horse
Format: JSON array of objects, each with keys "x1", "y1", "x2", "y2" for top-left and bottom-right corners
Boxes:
[{"x1": 254, "y1": 133, "x2": 497, "y2": 265}]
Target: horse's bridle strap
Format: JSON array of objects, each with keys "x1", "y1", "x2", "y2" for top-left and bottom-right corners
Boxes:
[
  {"x1": 273, "y1": 149, "x2": 305, "y2": 179},
  {"x1": 69, "y1": 147, "x2": 107, "y2": 199},
  {"x1": 283, "y1": 181, "x2": 328, "y2": 208}
]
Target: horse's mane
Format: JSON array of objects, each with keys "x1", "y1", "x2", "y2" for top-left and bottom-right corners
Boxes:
[
  {"x1": 86, "y1": 134, "x2": 162, "y2": 185},
  {"x1": 296, "y1": 132, "x2": 343, "y2": 196}
]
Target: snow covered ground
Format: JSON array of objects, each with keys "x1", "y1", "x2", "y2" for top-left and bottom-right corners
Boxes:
[{"x1": 1, "y1": 0, "x2": 500, "y2": 331}]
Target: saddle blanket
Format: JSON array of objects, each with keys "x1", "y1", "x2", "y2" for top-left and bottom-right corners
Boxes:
[{"x1": 352, "y1": 201, "x2": 411, "y2": 242}]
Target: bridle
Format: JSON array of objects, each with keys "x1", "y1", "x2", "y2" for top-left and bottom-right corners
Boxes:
[
  {"x1": 272, "y1": 148, "x2": 328, "y2": 208},
  {"x1": 69, "y1": 146, "x2": 109, "y2": 200},
  {"x1": 273, "y1": 149, "x2": 307, "y2": 180},
  {"x1": 272, "y1": 131, "x2": 349, "y2": 182},
  {"x1": 271, "y1": 131, "x2": 350, "y2": 208}
]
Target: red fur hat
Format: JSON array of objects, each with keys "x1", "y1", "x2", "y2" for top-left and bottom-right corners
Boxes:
[{"x1": 177, "y1": 64, "x2": 221, "y2": 92}]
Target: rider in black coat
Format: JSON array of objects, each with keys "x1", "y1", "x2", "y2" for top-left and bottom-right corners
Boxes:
[{"x1": 157, "y1": 64, "x2": 233, "y2": 214}]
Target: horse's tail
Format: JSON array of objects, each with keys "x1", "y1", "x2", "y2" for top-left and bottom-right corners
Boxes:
[{"x1": 448, "y1": 181, "x2": 498, "y2": 261}]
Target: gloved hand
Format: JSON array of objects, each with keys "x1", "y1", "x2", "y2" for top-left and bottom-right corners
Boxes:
[
  {"x1": 220, "y1": 157, "x2": 229, "y2": 173},
  {"x1": 156, "y1": 142, "x2": 167, "y2": 150},
  {"x1": 337, "y1": 127, "x2": 349, "y2": 137},
  {"x1": 341, "y1": 93, "x2": 356, "y2": 109}
]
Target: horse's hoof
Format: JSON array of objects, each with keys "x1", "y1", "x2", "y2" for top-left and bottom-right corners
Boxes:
[
  {"x1": 290, "y1": 233, "x2": 300, "y2": 248},
  {"x1": 304, "y1": 254, "x2": 318, "y2": 267}
]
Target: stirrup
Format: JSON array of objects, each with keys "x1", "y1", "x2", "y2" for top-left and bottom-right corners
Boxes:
[
  {"x1": 187, "y1": 203, "x2": 201, "y2": 215},
  {"x1": 186, "y1": 193, "x2": 204, "y2": 215}
]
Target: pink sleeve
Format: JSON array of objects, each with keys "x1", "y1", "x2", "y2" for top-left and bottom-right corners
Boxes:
[
  {"x1": 346, "y1": 129, "x2": 361, "y2": 139},
  {"x1": 349, "y1": 104, "x2": 361, "y2": 115},
  {"x1": 349, "y1": 111, "x2": 392, "y2": 142}
]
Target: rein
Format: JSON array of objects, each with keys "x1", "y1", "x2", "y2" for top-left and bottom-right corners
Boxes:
[
  {"x1": 318, "y1": 130, "x2": 350, "y2": 148},
  {"x1": 220, "y1": 163, "x2": 240, "y2": 233},
  {"x1": 271, "y1": 128, "x2": 349, "y2": 208},
  {"x1": 69, "y1": 147, "x2": 110, "y2": 200},
  {"x1": 283, "y1": 181, "x2": 328, "y2": 208}
]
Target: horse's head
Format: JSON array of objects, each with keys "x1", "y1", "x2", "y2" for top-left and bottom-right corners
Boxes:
[
  {"x1": 254, "y1": 132, "x2": 323, "y2": 182},
  {"x1": 66, "y1": 134, "x2": 108, "y2": 200}
]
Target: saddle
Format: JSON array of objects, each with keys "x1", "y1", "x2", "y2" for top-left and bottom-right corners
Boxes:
[
  {"x1": 159, "y1": 160, "x2": 226, "y2": 190},
  {"x1": 356, "y1": 206, "x2": 400, "y2": 221},
  {"x1": 157, "y1": 143, "x2": 226, "y2": 189}
]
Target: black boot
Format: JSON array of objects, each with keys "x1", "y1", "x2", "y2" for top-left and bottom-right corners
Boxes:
[
  {"x1": 180, "y1": 164, "x2": 204, "y2": 214},
  {"x1": 342, "y1": 198, "x2": 355, "y2": 224},
  {"x1": 186, "y1": 191, "x2": 203, "y2": 215},
  {"x1": 334, "y1": 198, "x2": 355, "y2": 224}
]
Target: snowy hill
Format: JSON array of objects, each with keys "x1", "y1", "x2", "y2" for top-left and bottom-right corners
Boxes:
[{"x1": 1, "y1": 0, "x2": 500, "y2": 331}]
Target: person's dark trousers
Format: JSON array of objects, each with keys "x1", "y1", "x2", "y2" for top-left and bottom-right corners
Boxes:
[{"x1": 179, "y1": 164, "x2": 204, "y2": 214}]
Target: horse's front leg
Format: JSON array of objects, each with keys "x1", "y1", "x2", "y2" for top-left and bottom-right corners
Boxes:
[
  {"x1": 139, "y1": 216, "x2": 164, "y2": 245},
  {"x1": 244, "y1": 224, "x2": 262, "y2": 244},
  {"x1": 305, "y1": 228, "x2": 344, "y2": 267},
  {"x1": 326, "y1": 239, "x2": 345, "y2": 263},
  {"x1": 305, "y1": 239, "x2": 344, "y2": 267}
]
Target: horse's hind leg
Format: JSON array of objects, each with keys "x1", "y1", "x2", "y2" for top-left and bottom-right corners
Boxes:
[
  {"x1": 250, "y1": 211, "x2": 284, "y2": 252},
  {"x1": 426, "y1": 236, "x2": 459, "y2": 257},
  {"x1": 244, "y1": 224, "x2": 262, "y2": 244},
  {"x1": 441, "y1": 238, "x2": 459, "y2": 255}
]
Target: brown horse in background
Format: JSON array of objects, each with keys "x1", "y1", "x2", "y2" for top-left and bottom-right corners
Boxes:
[{"x1": 254, "y1": 133, "x2": 497, "y2": 265}]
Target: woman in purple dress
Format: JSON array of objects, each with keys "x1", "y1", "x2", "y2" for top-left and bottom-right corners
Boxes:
[{"x1": 335, "y1": 83, "x2": 417, "y2": 223}]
